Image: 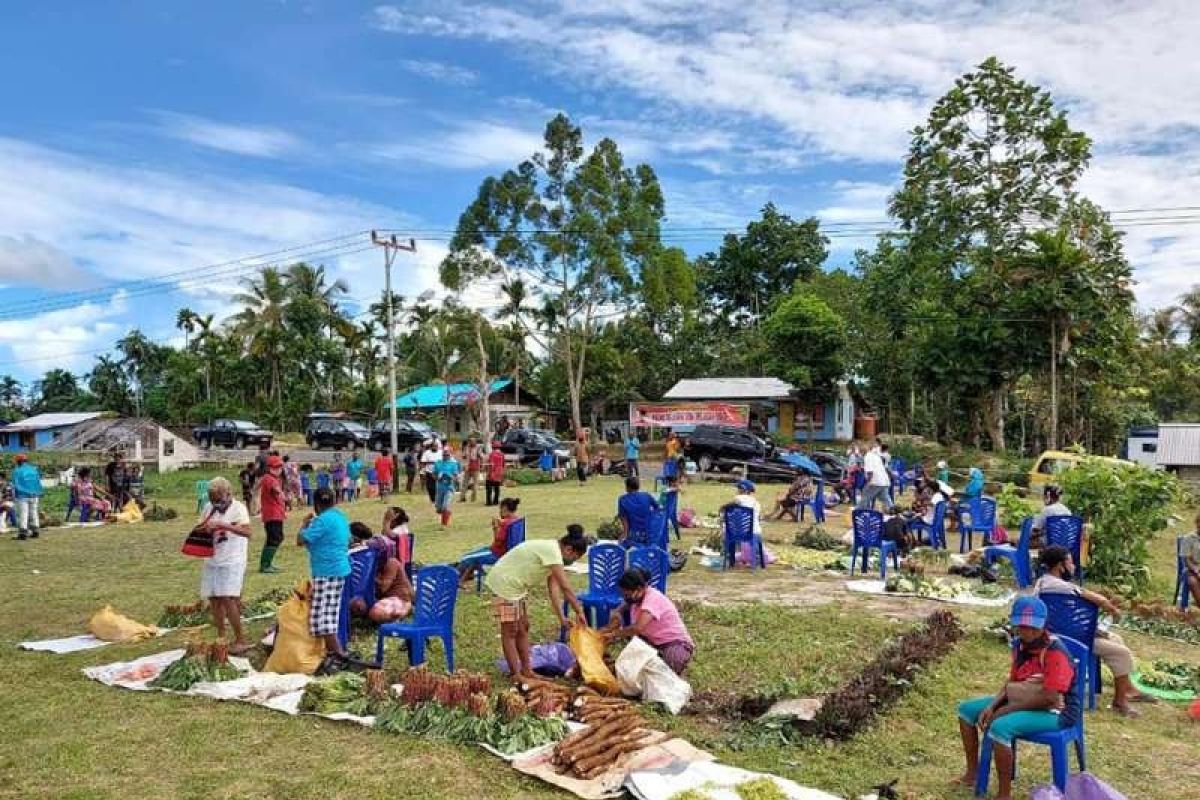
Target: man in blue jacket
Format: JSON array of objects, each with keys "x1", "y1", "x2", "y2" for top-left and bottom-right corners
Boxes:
[{"x1": 12, "y1": 454, "x2": 43, "y2": 540}]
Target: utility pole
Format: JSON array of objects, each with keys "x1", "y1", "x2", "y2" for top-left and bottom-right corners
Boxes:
[{"x1": 370, "y1": 231, "x2": 416, "y2": 487}]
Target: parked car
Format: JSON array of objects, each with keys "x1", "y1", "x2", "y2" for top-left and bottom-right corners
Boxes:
[
  {"x1": 1028, "y1": 449, "x2": 1132, "y2": 493},
  {"x1": 499, "y1": 428, "x2": 571, "y2": 465},
  {"x1": 192, "y1": 419, "x2": 273, "y2": 449},
  {"x1": 306, "y1": 419, "x2": 371, "y2": 450},
  {"x1": 807, "y1": 450, "x2": 848, "y2": 484},
  {"x1": 368, "y1": 418, "x2": 435, "y2": 452},
  {"x1": 683, "y1": 424, "x2": 771, "y2": 472}
]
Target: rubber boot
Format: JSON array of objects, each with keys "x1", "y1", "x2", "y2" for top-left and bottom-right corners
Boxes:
[
  {"x1": 440, "y1": 510, "x2": 451, "y2": 527},
  {"x1": 259, "y1": 545, "x2": 281, "y2": 574}
]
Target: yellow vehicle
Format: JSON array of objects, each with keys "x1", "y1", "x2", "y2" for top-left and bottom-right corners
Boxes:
[{"x1": 1028, "y1": 450, "x2": 1132, "y2": 491}]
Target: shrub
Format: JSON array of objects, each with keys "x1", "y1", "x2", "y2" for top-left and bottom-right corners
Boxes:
[
  {"x1": 507, "y1": 468, "x2": 551, "y2": 486},
  {"x1": 994, "y1": 483, "x2": 1036, "y2": 529},
  {"x1": 1059, "y1": 458, "x2": 1184, "y2": 597},
  {"x1": 595, "y1": 519, "x2": 622, "y2": 540}
]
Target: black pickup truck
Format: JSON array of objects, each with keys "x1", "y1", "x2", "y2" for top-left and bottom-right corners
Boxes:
[{"x1": 192, "y1": 419, "x2": 273, "y2": 449}]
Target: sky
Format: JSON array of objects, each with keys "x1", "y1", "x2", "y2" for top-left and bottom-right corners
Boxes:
[{"x1": 1, "y1": 0, "x2": 1199, "y2": 384}]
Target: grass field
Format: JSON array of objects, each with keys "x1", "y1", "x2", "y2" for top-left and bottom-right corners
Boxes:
[{"x1": 1, "y1": 473, "x2": 1196, "y2": 800}]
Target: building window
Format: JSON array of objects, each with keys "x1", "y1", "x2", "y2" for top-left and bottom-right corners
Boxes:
[
  {"x1": 163, "y1": 438, "x2": 175, "y2": 457},
  {"x1": 1141, "y1": 442, "x2": 1157, "y2": 454}
]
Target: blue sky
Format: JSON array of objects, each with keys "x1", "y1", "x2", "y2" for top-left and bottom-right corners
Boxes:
[{"x1": 1, "y1": 0, "x2": 1198, "y2": 383}]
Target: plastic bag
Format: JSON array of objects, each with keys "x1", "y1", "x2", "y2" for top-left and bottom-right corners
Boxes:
[
  {"x1": 615, "y1": 636, "x2": 692, "y2": 714},
  {"x1": 496, "y1": 642, "x2": 577, "y2": 676},
  {"x1": 1031, "y1": 774, "x2": 1131, "y2": 800},
  {"x1": 263, "y1": 581, "x2": 325, "y2": 675},
  {"x1": 113, "y1": 501, "x2": 143, "y2": 524},
  {"x1": 88, "y1": 605, "x2": 158, "y2": 642},
  {"x1": 568, "y1": 624, "x2": 619, "y2": 695},
  {"x1": 678, "y1": 508, "x2": 697, "y2": 528}
]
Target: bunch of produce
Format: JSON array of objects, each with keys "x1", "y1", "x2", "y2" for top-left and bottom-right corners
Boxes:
[
  {"x1": 792, "y1": 527, "x2": 844, "y2": 551},
  {"x1": 497, "y1": 690, "x2": 529, "y2": 721},
  {"x1": 569, "y1": 690, "x2": 636, "y2": 725},
  {"x1": 1138, "y1": 660, "x2": 1200, "y2": 693},
  {"x1": 774, "y1": 545, "x2": 840, "y2": 572},
  {"x1": 734, "y1": 778, "x2": 789, "y2": 800},
  {"x1": 484, "y1": 712, "x2": 570, "y2": 755},
  {"x1": 885, "y1": 575, "x2": 1001, "y2": 600},
  {"x1": 516, "y1": 675, "x2": 574, "y2": 716},
  {"x1": 1116, "y1": 614, "x2": 1200, "y2": 645},
  {"x1": 550, "y1": 702, "x2": 653, "y2": 780},
  {"x1": 298, "y1": 672, "x2": 373, "y2": 716},
  {"x1": 907, "y1": 548, "x2": 952, "y2": 568},
  {"x1": 149, "y1": 641, "x2": 245, "y2": 691},
  {"x1": 397, "y1": 667, "x2": 493, "y2": 708},
  {"x1": 790, "y1": 610, "x2": 963, "y2": 741},
  {"x1": 375, "y1": 699, "x2": 494, "y2": 742},
  {"x1": 242, "y1": 587, "x2": 293, "y2": 618},
  {"x1": 365, "y1": 669, "x2": 392, "y2": 703},
  {"x1": 399, "y1": 666, "x2": 439, "y2": 705},
  {"x1": 157, "y1": 601, "x2": 208, "y2": 628}
]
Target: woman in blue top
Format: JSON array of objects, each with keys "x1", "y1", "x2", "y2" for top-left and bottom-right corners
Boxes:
[
  {"x1": 624, "y1": 435, "x2": 641, "y2": 478},
  {"x1": 962, "y1": 467, "x2": 985, "y2": 500},
  {"x1": 434, "y1": 449, "x2": 462, "y2": 527},
  {"x1": 297, "y1": 487, "x2": 352, "y2": 673}
]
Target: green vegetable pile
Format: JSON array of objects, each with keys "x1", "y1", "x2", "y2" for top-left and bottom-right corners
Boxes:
[
  {"x1": 668, "y1": 791, "x2": 714, "y2": 800},
  {"x1": 1138, "y1": 660, "x2": 1200, "y2": 693},
  {"x1": 885, "y1": 575, "x2": 1005, "y2": 601},
  {"x1": 149, "y1": 645, "x2": 245, "y2": 691},
  {"x1": 375, "y1": 702, "x2": 568, "y2": 755},
  {"x1": 736, "y1": 777, "x2": 789, "y2": 800},
  {"x1": 242, "y1": 587, "x2": 292, "y2": 618},
  {"x1": 1116, "y1": 615, "x2": 1200, "y2": 645},
  {"x1": 793, "y1": 526, "x2": 844, "y2": 551},
  {"x1": 298, "y1": 673, "x2": 373, "y2": 716},
  {"x1": 157, "y1": 603, "x2": 208, "y2": 629}
]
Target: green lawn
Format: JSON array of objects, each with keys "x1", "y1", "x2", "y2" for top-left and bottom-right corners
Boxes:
[{"x1": 1, "y1": 475, "x2": 1195, "y2": 800}]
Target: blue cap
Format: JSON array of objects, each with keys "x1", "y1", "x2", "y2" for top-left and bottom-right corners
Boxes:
[
  {"x1": 1010, "y1": 596, "x2": 1048, "y2": 630},
  {"x1": 736, "y1": 479, "x2": 755, "y2": 492}
]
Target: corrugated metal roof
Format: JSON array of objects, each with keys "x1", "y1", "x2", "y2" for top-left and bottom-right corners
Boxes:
[
  {"x1": 392, "y1": 379, "x2": 513, "y2": 410},
  {"x1": 0, "y1": 412, "x2": 105, "y2": 433},
  {"x1": 663, "y1": 377, "x2": 795, "y2": 400},
  {"x1": 1157, "y1": 423, "x2": 1200, "y2": 466}
]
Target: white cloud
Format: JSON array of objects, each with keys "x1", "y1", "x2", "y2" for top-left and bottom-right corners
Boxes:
[
  {"x1": 368, "y1": 121, "x2": 544, "y2": 169},
  {"x1": 150, "y1": 111, "x2": 304, "y2": 158},
  {"x1": 0, "y1": 292, "x2": 129, "y2": 374},
  {"x1": 0, "y1": 235, "x2": 94, "y2": 289},
  {"x1": 398, "y1": 59, "x2": 478, "y2": 85}
]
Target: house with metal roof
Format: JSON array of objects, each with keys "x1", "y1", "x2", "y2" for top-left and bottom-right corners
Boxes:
[
  {"x1": 389, "y1": 378, "x2": 542, "y2": 436},
  {"x1": 0, "y1": 412, "x2": 108, "y2": 453},
  {"x1": 1156, "y1": 423, "x2": 1200, "y2": 489},
  {"x1": 661, "y1": 377, "x2": 858, "y2": 441}
]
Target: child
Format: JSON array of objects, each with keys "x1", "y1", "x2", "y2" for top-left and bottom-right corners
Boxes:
[
  {"x1": 296, "y1": 487, "x2": 352, "y2": 674},
  {"x1": 484, "y1": 526, "x2": 589, "y2": 678},
  {"x1": 381, "y1": 506, "x2": 412, "y2": 569},
  {"x1": 238, "y1": 462, "x2": 255, "y2": 507},
  {"x1": 403, "y1": 447, "x2": 418, "y2": 494},
  {"x1": 283, "y1": 455, "x2": 301, "y2": 509},
  {"x1": 658, "y1": 474, "x2": 682, "y2": 539},
  {"x1": 458, "y1": 497, "x2": 521, "y2": 585}
]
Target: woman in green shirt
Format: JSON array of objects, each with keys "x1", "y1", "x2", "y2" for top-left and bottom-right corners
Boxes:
[{"x1": 485, "y1": 525, "x2": 589, "y2": 678}]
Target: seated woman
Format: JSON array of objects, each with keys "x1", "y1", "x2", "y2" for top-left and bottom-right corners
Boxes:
[
  {"x1": 604, "y1": 568, "x2": 694, "y2": 676},
  {"x1": 457, "y1": 497, "x2": 521, "y2": 586},
  {"x1": 73, "y1": 466, "x2": 113, "y2": 517},
  {"x1": 348, "y1": 523, "x2": 414, "y2": 623},
  {"x1": 770, "y1": 473, "x2": 814, "y2": 521},
  {"x1": 380, "y1": 506, "x2": 413, "y2": 567}
]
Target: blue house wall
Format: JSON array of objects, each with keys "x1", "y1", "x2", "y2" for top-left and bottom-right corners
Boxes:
[{"x1": 0, "y1": 425, "x2": 76, "y2": 453}]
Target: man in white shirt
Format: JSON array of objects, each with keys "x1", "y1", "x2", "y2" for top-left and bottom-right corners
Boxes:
[
  {"x1": 1030, "y1": 485, "x2": 1072, "y2": 548},
  {"x1": 857, "y1": 445, "x2": 893, "y2": 511},
  {"x1": 198, "y1": 476, "x2": 253, "y2": 653},
  {"x1": 419, "y1": 441, "x2": 441, "y2": 504}
]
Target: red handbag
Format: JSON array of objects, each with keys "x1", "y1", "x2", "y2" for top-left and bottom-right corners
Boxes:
[{"x1": 181, "y1": 509, "x2": 217, "y2": 558}]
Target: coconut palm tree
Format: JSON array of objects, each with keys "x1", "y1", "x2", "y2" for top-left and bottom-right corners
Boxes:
[
  {"x1": 175, "y1": 307, "x2": 198, "y2": 348},
  {"x1": 1178, "y1": 284, "x2": 1200, "y2": 344}
]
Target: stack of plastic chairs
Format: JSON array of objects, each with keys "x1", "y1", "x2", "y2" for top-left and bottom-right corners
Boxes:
[
  {"x1": 722, "y1": 505, "x2": 764, "y2": 570},
  {"x1": 974, "y1": 634, "x2": 1089, "y2": 796},
  {"x1": 850, "y1": 509, "x2": 899, "y2": 578},
  {"x1": 474, "y1": 518, "x2": 527, "y2": 594},
  {"x1": 376, "y1": 565, "x2": 460, "y2": 671}
]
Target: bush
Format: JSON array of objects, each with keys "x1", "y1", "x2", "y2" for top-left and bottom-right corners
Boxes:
[
  {"x1": 1059, "y1": 458, "x2": 1184, "y2": 597},
  {"x1": 595, "y1": 519, "x2": 622, "y2": 540},
  {"x1": 994, "y1": 483, "x2": 1036, "y2": 529},
  {"x1": 507, "y1": 468, "x2": 551, "y2": 486},
  {"x1": 886, "y1": 439, "x2": 924, "y2": 466}
]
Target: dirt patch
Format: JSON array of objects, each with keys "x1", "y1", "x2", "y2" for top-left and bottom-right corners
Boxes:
[{"x1": 685, "y1": 689, "x2": 774, "y2": 722}]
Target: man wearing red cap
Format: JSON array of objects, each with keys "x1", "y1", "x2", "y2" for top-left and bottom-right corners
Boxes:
[{"x1": 258, "y1": 455, "x2": 287, "y2": 573}]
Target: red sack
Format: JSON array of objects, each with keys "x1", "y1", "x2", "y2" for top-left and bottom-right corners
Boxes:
[{"x1": 181, "y1": 509, "x2": 216, "y2": 558}]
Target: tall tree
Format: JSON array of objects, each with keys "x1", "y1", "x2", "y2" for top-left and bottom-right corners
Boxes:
[
  {"x1": 0, "y1": 375, "x2": 24, "y2": 422},
  {"x1": 440, "y1": 113, "x2": 665, "y2": 431},
  {"x1": 32, "y1": 369, "x2": 89, "y2": 412}
]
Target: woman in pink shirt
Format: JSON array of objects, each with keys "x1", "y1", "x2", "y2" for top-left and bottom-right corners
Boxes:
[{"x1": 604, "y1": 569, "x2": 694, "y2": 675}]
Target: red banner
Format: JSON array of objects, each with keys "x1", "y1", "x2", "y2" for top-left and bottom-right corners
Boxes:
[{"x1": 629, "y1": 402, "x2": 750, "y2": 428}]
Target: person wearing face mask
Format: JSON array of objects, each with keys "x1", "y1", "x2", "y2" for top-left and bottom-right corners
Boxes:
[
  {"x1": 485, "y1": 525, "x2": 590, "y2": 678},
  {"x1": 197, "y1": 477, "x2": 253, "y2": 653},
  {"x1": 604, "y1": 568, "x2": 694, "y2": 675}
]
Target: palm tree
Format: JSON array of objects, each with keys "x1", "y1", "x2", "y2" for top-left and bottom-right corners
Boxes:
[
  {"x1": 233, "y1": 267, "x2": 290, "y2": 414},
  {"x1": 175, "y1": 307, "x2": 198, "y2": 348},
  {"x1": 1143, "y1": 307, "x2": 1182, "y2": 351},
  {"x1": 0, "y1": 374, "x2": 23, "y2": 421},
  {"x1": 88, "y1": 355, "x2": 131, "y2": 413},
  {"x1": 1178, "y1": 284, "x2": 1200, "y2": 344}
]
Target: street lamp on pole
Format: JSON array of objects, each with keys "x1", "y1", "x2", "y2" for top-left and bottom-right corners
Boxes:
[{"x1": 370, "y1": 231, "x2": 416, "y2": 480}]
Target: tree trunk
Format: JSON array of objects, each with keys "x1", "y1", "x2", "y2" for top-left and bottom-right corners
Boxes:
[
  {"x1": 983, "y1": 387, "x2": 1007, "y2": 452},
  {"x1": 475, "y1": 317, "x2": 490, "y2": 437},
  {"x1": 1048, "y1": 316, "x2": 1058, "y2": 450}
]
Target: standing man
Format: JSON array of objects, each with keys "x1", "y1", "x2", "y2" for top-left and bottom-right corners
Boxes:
[
  {"x1": 373, "y1": 447, "x2": 395, "y2": 503},
  {"x1": 297, "y1": 487, "x2": 352, "y2": 674},
  {"x1": 12, "y1": 453, "x2": 43, "y2": 540},
  {"x1": 857, "y1": 442, "x2": 892, "y2": 511},
  {"x1": 420, "y1": 440, "x2": 440, "y2": 504},
  {"x1": 460, "y1": 435, "x2": 481, "y2": 503},
  {"x1": 258, "y1": 455, "x2": 287, "y2": 574},
  {"x1": 624, "y1": 433, "x2": 641, "y2": 478},
  {"x1": 403, "y1": 445, "x2": 418, "y2": 494},
  {"x1": 346, "y1": 451, "x2": 364, "y2": 501},
  {"x1": 1181, "y1": 510, "x2": 1200, "y2": 608},
  {"x1": 198, "y1": 477, "x2": 253, "y2": 654},
  {"x1": 574, "y1": 431, "x2": 590, "y2": 486},
  {"x1": 486, "y1": 440, "x2": 505, "y2": 506},
  {"x1": 104, "y1": 451, "x2": 125, "y2": 507}
]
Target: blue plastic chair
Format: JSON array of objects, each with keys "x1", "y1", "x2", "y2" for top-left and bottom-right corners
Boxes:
[
  {"x1": 908, "y1": 500, "x2": 948, "y2": 549},
  {"x1": 299, "y1": 474, "x2": 314, "y2": 506},
  {"x1": 798, "y1": 479, "x2": 825, "y2": 524},
  {"x1": 975, "y1": 634, "x2": 1088, "y2": 796},
  {"x1": 850, "y1": 509, "x2": 899, "y2": 578},
  {"x1": 955, "y1": 496, "x2": 998, "y2": 553},
  {"x1": 983, "y1": 516, "x2": 1034, "y2": 588},
  {"x1": 626, "y1": 508, "x2": 669, "y2": 551},
  {"x1": 474, "y1": 518, "x2": 527, "y2": 594},
  {"x1": 376, "y1": 564, "x2": 459, "y2": 671},
  {"x1": 195, "y1": 480, "x2": 210, "y2": 513},
  {"x1": 568, "y1": 542, "x2": 627, "y2": 630},
  {"x1": 1176, "y1": 536, "x2": 1193, "y2": 610},
  {"x1": 662, "y1": 490, "x2": 681, "y2": 540},
  {"x1": 1040, "y1": 592, "x2": 1102, "y2": 712},
  {"x1": 628, "y1": 545, "x2": 669, "y2": 593},
  {"x1": 337, "y1": 548, "x2": 379, "y2": 650},
  {"x1": 316, "y1": 472, "x2": 331, "y2": 492},
  {"x1": 891, "y1": 457, "x2": 908, "y2": 495},
  {"x1": 722, "y1": 505, "x2": 764, "y2": 570},
  {"x1": 1044, "y1": 516, "x2": 1086, "y2": 585}
]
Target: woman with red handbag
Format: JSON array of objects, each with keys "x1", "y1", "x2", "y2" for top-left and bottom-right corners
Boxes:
[{"x1": 197, "y1": 477, "x2": 253, "y2": 654}]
